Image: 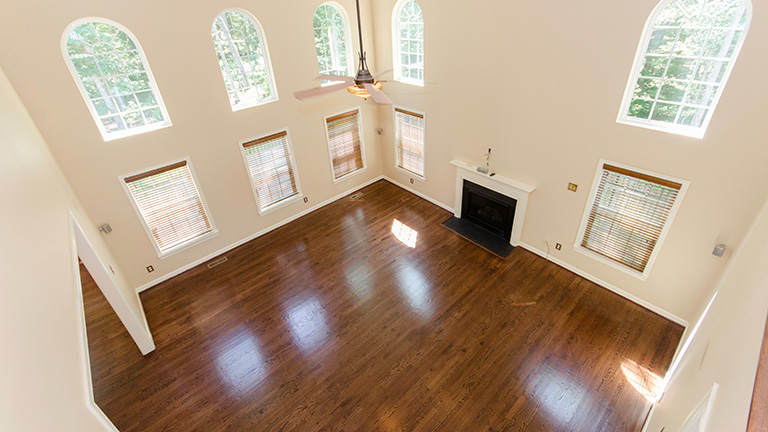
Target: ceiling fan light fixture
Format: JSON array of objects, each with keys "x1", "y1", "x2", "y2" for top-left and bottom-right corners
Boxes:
[{"x1": 347, "y1": 81, "x2": 382, "y2": 99}]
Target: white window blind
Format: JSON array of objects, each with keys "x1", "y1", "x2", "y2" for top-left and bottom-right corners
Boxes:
[
  {"x1": 395, "y1": 108, "x2": 425, "y2": 177},
  {"x1": 582, "y1": 164, "x2": 682, "y2": 273},
  {"x1": 124, "y1": 161, "x2": 212, "y2": 254},
  {"x1": 243, "y1": 131, "x2": 299, "y2": 211},
  {"x1": 326, "y1": 110, "x2": 364, "y2": 180}
]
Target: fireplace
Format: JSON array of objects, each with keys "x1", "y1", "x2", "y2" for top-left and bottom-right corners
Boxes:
[{"x1": 461, "y1": 180, "x2": 517, "y2": 241}]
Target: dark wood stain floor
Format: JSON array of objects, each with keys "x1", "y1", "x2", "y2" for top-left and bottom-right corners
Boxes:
[{"x1": 81, "y1": 180, "x2": 684, "y2": 431}]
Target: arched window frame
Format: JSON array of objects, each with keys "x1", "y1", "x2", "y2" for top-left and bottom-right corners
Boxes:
[
  {"x1": 61, "y1": 18, "x2": 172, "y2": 142},
  {"x1": 618, "y1": 0, "x2": 752, "y2": 139},
  {"x1": 392, "y1": 0, "x2": 424, "y2": 86},
  {"x1": 210, "y1": 9, "x2": 279, "y2": 111},
  {"x1": 313, "y1": 2, "x2": 354, "y2": 84}
]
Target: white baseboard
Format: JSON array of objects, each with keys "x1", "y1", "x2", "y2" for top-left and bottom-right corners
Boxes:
[
  {"x1": 382, "y1": 176, "x2": 455, "y2": 213},
  {"x1": 136, "y1": 175, "x2": 386, "y2": 293},
  {"x1": 519, "y1": 241, "x2": 689, "y2": 328}
]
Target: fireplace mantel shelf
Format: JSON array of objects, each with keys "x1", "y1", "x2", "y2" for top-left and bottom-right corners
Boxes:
[{"x1": 450, "y1": 160, "x2": 536, "y2": 194}]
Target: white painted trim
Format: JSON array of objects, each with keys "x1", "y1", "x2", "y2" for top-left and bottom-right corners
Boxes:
[
  {"x1": 238, "y1": 128, "x2": 304, "y2": 215},
  {"x1": 573, "y1": 158, "x2": 690, "y2": 281},
  {"x1": 119, "y1": 157, "x2": 219, "y2": 259},
  {"x1": 137, "y1": 175, "x2": 386, "y2": 293},
  {"x1": 324, "y1": 107, "x2": 367, "y2": 183},
  {"x1": 382, "y1": 175, "x2": 453, "y2": 212},
  {"x1": 393, "y1": 105, "x2": 427, "y2": 181},
  {"x1": 60, "y1": 17, "x2": 173, "y2": 142},
  {"x1": 452, "y1": 159, "x2": 535, "y2": 247},
  {"x1": 69, "y1": 215, "x2": 123, "y2": 432},
  {"x1": 519, "y1": 241, "x2": 688, "y2": 327},
  {"x1": 616, "y1": 0, "x2": 753, "y2": 139},
  {"x1": 212, "y1": 8, "x2": 280, "y2": 111}
]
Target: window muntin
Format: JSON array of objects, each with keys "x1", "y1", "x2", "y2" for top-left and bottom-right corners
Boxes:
[
  {"x1": 325, "y1": 109, "x2": 365, "y2": 181},
  {"x1": 578, "y1": 162, "x2": 686, "y2": 277},
  {"x1": 393, "y1": 0, "x2": 424, "y2": 85},
  {"x1": 211, "y1": 10, "x2": 278, "y2": 110},
  {"x1": 242, "y1": 131, "x2": 301, "y2": 213},
  {"x1": 63, "y1": 19, "x2": 171, "y2": 141},
  {"x1": 394, "y1": 107, "x2": 425, "y2": 178},
  {"x1": 619, "y1": 0, "x2": 751, "y2": 138},
  {"x1": 123, "y1": 160, "x2": 214, "y2": 256},
  {"x1": 313, "y1": 3, "x2": 352, "y2": 82}
]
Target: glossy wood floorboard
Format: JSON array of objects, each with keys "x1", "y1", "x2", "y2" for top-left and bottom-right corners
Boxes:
[{"x1": 82, "y1": 180, "x2": 684, "y2": 431}]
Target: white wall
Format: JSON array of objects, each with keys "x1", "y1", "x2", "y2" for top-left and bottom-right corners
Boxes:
[
  {"x1": 0, "y1": 0, "x2": 385, "y2": 290},
  {"x1": 0, "y1": 65, "x2": 139, "y2": 430},
  {"x1": 371, "y1": 0, "x2": 768, "y2": 322},
  {"x1": 645, "y1": 196, "x2": 768, "y2": 431}
]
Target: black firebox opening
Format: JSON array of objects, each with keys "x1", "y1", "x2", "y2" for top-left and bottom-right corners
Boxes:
[{"x1": 461, "y1": 180, "x2": 517, "y2": 241}]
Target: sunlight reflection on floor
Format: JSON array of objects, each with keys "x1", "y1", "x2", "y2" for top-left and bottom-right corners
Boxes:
[
  {"x1": 621, "y1": 359, "x2": 662, "y2": 402},
  {"x1": 392, "y1": 219, "x2": 418, "y2": 248}
]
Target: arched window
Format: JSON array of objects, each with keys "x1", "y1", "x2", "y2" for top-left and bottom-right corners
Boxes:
[
  {"x1": 619, "y1": 0, "x2": 751, "y2": 138},
  {"x1": 313, "y1": 3, "x2": 352, "y2": 81},
  {"x1": 393, "y1": 0, "x2": 424, "y2": 86},
  {"x1": 211, "y1": 10, "x2": 278, "y2": 110},
  {"x1": 63, "y1": 19, "x2": 171, "y2": 141}
]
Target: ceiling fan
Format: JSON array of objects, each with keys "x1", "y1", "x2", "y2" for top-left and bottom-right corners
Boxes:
[{"x1": 295, "y1": 0, "x2": 392, "y2": 104}]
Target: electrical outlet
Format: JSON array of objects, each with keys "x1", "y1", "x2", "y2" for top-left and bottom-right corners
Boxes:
[
  {"x1": 303, "y1": 197, "x2": 308, "y2": 203},
  {"x1": 555, "y1": 243, "x2": 562, "y2": 250},
  {"x1": 146, "y1": 265, "x2": 154, "y2": 273},
  {"x1": 410, "y1": 178, "x2": 414, "y2": 184},
  {"x1": 568, "y1": 183, "x2": 578, "y2": 192}
]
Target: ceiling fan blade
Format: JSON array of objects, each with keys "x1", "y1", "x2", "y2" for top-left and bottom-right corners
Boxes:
[
  {"x1": 314, "y1": 74, "x2": 354, "y2": 83},
  {"x1": 294, "y1": 82, "x2": 349, "y2": 101},
  {"x1": 363, "y1": 83, "x2": 393, "y2": 104}
]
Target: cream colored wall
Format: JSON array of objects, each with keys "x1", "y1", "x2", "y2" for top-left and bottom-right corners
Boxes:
[
  {"x1": 0, "y1": 0, "x2": 384, "y2": 288},
  {"x1": 0, "y1": 65, "x2": 130, "y2": 430},
  {"x1": 371, "y1": 0, "x2": 768, "y2": 322},
  {"x1": 645, "y1": 196, "x2": 768, "y2": 431}
]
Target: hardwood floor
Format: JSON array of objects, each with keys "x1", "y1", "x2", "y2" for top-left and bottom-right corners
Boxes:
[{"x1": 81, "y1": 179, "x2": 684, "y2": 431}]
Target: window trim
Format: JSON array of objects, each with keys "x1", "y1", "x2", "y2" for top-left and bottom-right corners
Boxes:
[
  {"x1": 238, "y1": 128, "x2": 304, "y2": 215},
  {"x1": 323, "y1": 108, "x2": 367, "y2": 183},
  {"x1": 573, "y1": 159, "x2": 689, "y2": 280},
  {"x1": 61, "y1": 17, "x2": 172, "y2": 142},
  {"x1": 393, "y1": 105, "x2": 426, "y2": 181},
  {"x1": 210, "y1": 8, "x2": 280, "y2": 112},
  {"x1": 391, "y1": 0, "x2": 425, "y2": 87},
  {"x1": 616, "y1": 0, "x2": 752, "y2": 139},
  {"x1": 313, "y1": 2, "x2": 355, "y2": 85},
  {"x1": 119, "y1": 158, "x2": 218, "y2": 259}
]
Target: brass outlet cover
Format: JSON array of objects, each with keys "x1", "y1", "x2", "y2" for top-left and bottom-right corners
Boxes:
[{"x1": 568, "y1": 183, "x2": 578, "y2": 192}]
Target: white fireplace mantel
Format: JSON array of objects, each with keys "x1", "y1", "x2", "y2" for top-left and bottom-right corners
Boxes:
[{"x1": 450, "y1": 159, "x2": 536, "y2": 247}]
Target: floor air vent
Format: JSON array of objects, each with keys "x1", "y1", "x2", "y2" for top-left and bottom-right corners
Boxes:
[
  {"x1": 207, "y1": 257, "x2": 228, "y2": 269},
  {"x1": 349, "y1": 192, "x2": 364, "y2": 200}
]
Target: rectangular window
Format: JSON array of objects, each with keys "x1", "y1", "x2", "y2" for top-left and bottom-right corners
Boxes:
[
  {"x1": 394, "y1": 107, "x2": 425, "y2": 178},
  {"x1": 577, "y1": 161, "x2": 687, "y2": 277},
  {"x1": 242, "y1": 131, "x2": 300, "y2": 212},
  {"x1": 123, "y1": 160, "x2": 214, "y2": 256},
  {"x1": 325, "y1": 109, "x2": 364, "y2": 180}
]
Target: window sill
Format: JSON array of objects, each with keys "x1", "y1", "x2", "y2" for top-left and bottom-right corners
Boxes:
[
  {"x1": 572, "y1": 244, "x2": 649, "y2": 281},
  {"x1": 332, "y1": 166, "x2": 367, "y2": 184},
  {"x1": 158, "y1": 229, "x2": 219, "y2": 260},
  {"x1": 102, "y1": 121, "x2": 172, "y2": 142},
  {"x1": 231, "y1": 96, "x2": 279, "y2": 112},
  {"x1": 616, "y1": 117, "x2": 705, "y2": 139},
  {"x1": 258, "y1": 194, "x2": 303, "y2": 216}
]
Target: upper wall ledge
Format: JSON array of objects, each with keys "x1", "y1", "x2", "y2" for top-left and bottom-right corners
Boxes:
[{"x1": 450, "y1": 159, "x2": 536, "y2": 194}]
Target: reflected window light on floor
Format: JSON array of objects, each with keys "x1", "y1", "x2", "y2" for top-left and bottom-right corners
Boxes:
[
  {"x1": 214, "y1": 329, "x2": 267, "y2": 396},
  {"x1": 392, "y1": 219, "x2": 418, "y2": 248},
  {"x1": 621, "y1": 359, "x2": 663, "y2": 402},
  {"x1": 287, "y1": 297, "x2": 330, "y2": 354}
]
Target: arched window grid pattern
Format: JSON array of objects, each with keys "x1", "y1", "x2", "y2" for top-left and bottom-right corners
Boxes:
[
  {"x1": 392, "y1": 0, "x2": 424, "y2": 86},
  {"x1": 619, "y1": 0, "x2": 751, "y2": 138},
  {"x1": 62, "y1": 18, "x2": 171, "y2": 141},
  {"x1": 313, "y1": 3, "x2": 353, "y2": 83},
  {"x1": 211, "y1": 9, "x2": 278, "y2": 111}
]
